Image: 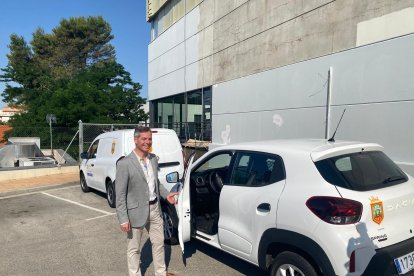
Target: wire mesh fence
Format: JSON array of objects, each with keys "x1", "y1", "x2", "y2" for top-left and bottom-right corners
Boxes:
[
  {"x1": 1, "y1": 120, "x2": 211, "y2": 166},
  {"x1": 150, "y1": 122, "x2": 211, "y2": 142},
  {"x1": 79, "y1": 121, "x2": 211, "y2": 162},
  {"x1": 2, "y1": 125, "x2": 79, "y2": 162}
]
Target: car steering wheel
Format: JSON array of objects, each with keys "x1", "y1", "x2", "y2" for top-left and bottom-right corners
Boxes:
[{"x1": 209, "y1": 171, "x2": 224, "y2": 194}]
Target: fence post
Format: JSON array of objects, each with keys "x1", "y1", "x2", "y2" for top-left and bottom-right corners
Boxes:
[{"x1": 78, "y1": 120, "x2": 83, "y2": 163}]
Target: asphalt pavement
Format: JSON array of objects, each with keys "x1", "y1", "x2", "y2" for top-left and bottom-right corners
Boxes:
[{"x1": 0, "y1": 175, "x2": 266, "y2": 276}]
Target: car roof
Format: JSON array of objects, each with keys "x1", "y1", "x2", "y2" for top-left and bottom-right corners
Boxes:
[{"x1": 212, "y1": 139, "x2": 383, "y2": 161}]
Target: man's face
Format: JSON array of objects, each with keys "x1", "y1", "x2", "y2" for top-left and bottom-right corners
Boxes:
[{"x1": 134, "y1": 131, "x2": 152, "y2": 154}]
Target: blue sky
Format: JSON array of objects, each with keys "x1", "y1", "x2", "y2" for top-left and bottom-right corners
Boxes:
[{"x1": 0, "y1": 0, "x2": 150, "y2": 108}]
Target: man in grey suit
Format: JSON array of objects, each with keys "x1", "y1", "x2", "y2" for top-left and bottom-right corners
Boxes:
[{"x1": 116, "y1": 126, "x2": 178, "y2": 276}]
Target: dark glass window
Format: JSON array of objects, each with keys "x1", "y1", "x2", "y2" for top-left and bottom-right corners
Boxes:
[
  {"x1": 315, "y1": 151, "x2": 408, "y2": 191},
  {"x1": 151, "y1": 87, "x2": 212, "y2": 141},
  {"x1": 230, "y1": 152, "x2": 285, "y2": 186},
  {"x1": 88, "y1": 140, "x2": 99, "y2": 159}
]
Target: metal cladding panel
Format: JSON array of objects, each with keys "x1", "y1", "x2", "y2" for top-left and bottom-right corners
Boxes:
[
  {"x1": 185, "y1": 61, "x2": 200, "y2": 92},
  {"x1": 185, "y1": 33, "x2": 200, "y2": 65},
  {"x1": 185, "y1": 4, "x2": 201, "y2": 38},
  {"x1": 148, "y1": 16, "x2": 185, "y2": 62},
  {"x1": 148, "y1": 68, "x2": 185, "y2": 100},
  {"x1": 148, "y1": 42, "x2": 185, "y2": 81},
  {"x1": 211, "y1": 34, "x2": 414, "y2": 170},
  {"x1": 212, "y1": 108, "x2": 326, "y2": 146}
]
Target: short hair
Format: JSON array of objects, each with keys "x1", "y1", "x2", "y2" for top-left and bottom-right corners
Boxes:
[{"x1": 134, "y1": 126, "x2": 151, "y2": 137}]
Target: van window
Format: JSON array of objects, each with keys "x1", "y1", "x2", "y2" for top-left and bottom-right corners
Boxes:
[
  {"x1": 315, "y1": 151, "x2": 408, "y2": 191},
  {"x1": 88, "y1": 140, "x2": 99, "y2": 159}
]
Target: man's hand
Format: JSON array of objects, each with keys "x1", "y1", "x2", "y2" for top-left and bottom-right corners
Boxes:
[
  {"x1": 166, "y1": 192, "x2": 179, "y2": 205},
  {"x1": 120, "y1": 222, "x2": 131, "y2": 232}
]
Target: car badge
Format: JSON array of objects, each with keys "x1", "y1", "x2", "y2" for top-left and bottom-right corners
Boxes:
[{"x1": 370, "y1": 196, "x2": 384, "y2": 225}]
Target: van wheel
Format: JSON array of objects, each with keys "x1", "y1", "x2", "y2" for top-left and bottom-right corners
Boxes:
[
  {"x1": 106, "y1": 181, "x2": 116, "y2": 208},
  {"x1": 80, "y1": 173, "x2": 90, "y2": 193},
  {"x1": 270, "y1": 251, "x2": 317, "y2": 276},
  {"x1": 162, "y1": 203, "x2": 179, "y2": 245}
]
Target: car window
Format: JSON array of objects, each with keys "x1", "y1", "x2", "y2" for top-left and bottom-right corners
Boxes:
[
  {"x1": 315, "y1": 151, "x2": 408, "y2": 191},
  {"x1": 230, "y1": 151, "x2": 285, "y2": 187},
  {"x1": 88, "y1": 140, "x2": 99, "y2": 159},
  {"x1": 195, "y1": 152, "x2": 232, "y2": 173}
]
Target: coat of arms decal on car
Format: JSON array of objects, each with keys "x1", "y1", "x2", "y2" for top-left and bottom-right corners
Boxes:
[{"x1": 370, "y1": 196, "x2": 384, "y2": 225}]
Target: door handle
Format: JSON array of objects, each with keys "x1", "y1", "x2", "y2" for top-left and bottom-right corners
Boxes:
[{"x1": 257, "y1": 203, "x2": 271, "y2": 213}]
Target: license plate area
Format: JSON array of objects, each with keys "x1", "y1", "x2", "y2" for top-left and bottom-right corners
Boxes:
[{"x1": 394, "y1": 251, "x2": 414, "y2": 274}]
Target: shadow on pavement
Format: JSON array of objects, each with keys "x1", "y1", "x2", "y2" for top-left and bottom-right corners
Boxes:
[{"x1": 183, "y1": 240, "x2": 267, "y2": 276}]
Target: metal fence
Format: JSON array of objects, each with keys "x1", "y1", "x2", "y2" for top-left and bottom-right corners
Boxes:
[
  {"x1": 151, "y1": 122, "x2": 211, "y2": 143},
  {"x1": 78, "y1": 120, "x2": 211, "y2": 162},
  {"x1": 2, "y1": 125, "x2": 79, "y2": 162},
  {"x1": 2, "y1": 120, "x2": 211, "y2": 165}
]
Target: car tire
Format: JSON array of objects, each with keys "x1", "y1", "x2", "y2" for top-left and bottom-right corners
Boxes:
[
  {"x1": 162, "y1": 202, "x2": 179, "y2": 245},
  {"x1": 80, "y1": 172, "x2": 90, "y2": 193},
  {"x1": 106, "y1": 180, "x2": 116, "y2": 208},
  {"x1": 270, "y1": 251, "x2": 318, "y2": 276}
]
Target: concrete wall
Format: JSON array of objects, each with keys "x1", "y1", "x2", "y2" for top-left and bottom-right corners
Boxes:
[{"x1": 0, "y1": 165, "x2": 79, "y2": 182}]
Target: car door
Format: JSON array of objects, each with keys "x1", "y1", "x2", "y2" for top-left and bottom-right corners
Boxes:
[
  {"x1": 84, "y1": 139, "x2": 100, "y2": 188},
  {"x1": 177, "y1": 155, "x2": 195, "y2": 253},
  {"x1": 218, "y1": 151, "x2": 286, "y2": 263}
]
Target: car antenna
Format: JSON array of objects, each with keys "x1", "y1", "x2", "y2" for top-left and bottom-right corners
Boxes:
[{"x1": 328, "y1": 108, "x2": 346, "y2": 142}]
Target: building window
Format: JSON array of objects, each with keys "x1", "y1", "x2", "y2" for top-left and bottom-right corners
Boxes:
[{"x1": 150, "y1": 87, "x2": 212, "y2": 141}]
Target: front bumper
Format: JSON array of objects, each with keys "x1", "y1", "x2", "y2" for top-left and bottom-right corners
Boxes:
[{"x1": 362, "y1": 236, "x2": 414, "y2": 276}]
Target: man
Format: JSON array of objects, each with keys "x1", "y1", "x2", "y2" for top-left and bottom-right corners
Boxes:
[{"x1": 116, "y1": 126, "x2": 179, "y2": 276}]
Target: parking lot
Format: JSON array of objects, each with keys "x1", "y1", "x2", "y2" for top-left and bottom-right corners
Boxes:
[{"x1": 0, "y1": 183, "x2": 265, "y2": 276}]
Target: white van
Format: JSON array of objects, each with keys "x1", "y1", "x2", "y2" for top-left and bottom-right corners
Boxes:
[{"x1": 79, "y1": 128, "x2": 185, "y2": 208}]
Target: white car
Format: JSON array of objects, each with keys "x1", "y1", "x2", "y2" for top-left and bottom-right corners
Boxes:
[
  {"x1": 168, "y1": 139, "x2": 414, "y2": 276},
  {"x1": 79, "y1": 128, "x2": 184, "y2": 211}
]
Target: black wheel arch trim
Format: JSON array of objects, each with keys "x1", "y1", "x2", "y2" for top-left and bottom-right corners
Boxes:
[{"x1": 258, "y1": 228, "x2": 335, "y2": 275}]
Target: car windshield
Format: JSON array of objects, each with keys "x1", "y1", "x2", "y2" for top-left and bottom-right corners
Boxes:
[{"x1": 314, "y1": 151, "x2": 408, "y2": 191}]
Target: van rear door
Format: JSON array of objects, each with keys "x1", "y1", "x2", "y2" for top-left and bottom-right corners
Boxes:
[{"x1": 151, "y1": 130, "x2": 184, "y2": 191}]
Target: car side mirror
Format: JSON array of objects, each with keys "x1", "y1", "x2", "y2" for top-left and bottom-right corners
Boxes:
[
  {"x1": 80, "y1": 152, "x2": 89, "y2": 159},
  {"x1": 166, "y1": 172, "x2": 179, "y2": 183}
]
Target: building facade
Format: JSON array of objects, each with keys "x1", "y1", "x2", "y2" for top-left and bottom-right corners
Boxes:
[
  {"x1": 147, "y1": 0, "x2": 414, "y2": 174},
  {"x1": 0, "y1": 106, "x2": 21, "y2": 123}
]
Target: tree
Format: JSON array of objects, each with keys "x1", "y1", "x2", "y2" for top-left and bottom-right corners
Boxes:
[{"x1": 0, "y1": 16, "x2": 147, "y2": 128}]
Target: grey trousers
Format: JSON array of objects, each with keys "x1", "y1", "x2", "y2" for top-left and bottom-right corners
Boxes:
[{"x1": 127, "y1": 201, "x2": 166, "y2": 276}]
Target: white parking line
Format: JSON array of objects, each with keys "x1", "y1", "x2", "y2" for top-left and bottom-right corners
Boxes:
[
  {"x1": 0, "y1": 185, "x2": 78, "y2": 200},
  {"x1": 85, "y1": 213, "x2": 116, "y2": 221},
  {"x1": 42, "y1": 192, "x2": 114, "y2": 216}
]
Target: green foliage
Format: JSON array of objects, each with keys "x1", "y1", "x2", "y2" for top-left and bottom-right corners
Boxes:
[{"x1": 0, "y1": 16, "x2": 148, "y2": 134}]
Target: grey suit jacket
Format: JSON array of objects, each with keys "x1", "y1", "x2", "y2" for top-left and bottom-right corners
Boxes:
[{"x1": 115, "y1": 151, "x2": 169, "y2": 228}]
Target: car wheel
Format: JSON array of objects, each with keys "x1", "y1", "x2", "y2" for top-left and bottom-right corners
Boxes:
[
  {"x1": 106, "y1": 181, "x2": 116, "y2": 208},
  {"x1": 270, "y1": 251, "x2": 318, "y2": 276},
  {"x1": 162, "y1": 203, "x2": 179, "y2": 245},
  {"x1": 80, "y1": 173, "x2": 90, "y2": 193}
]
